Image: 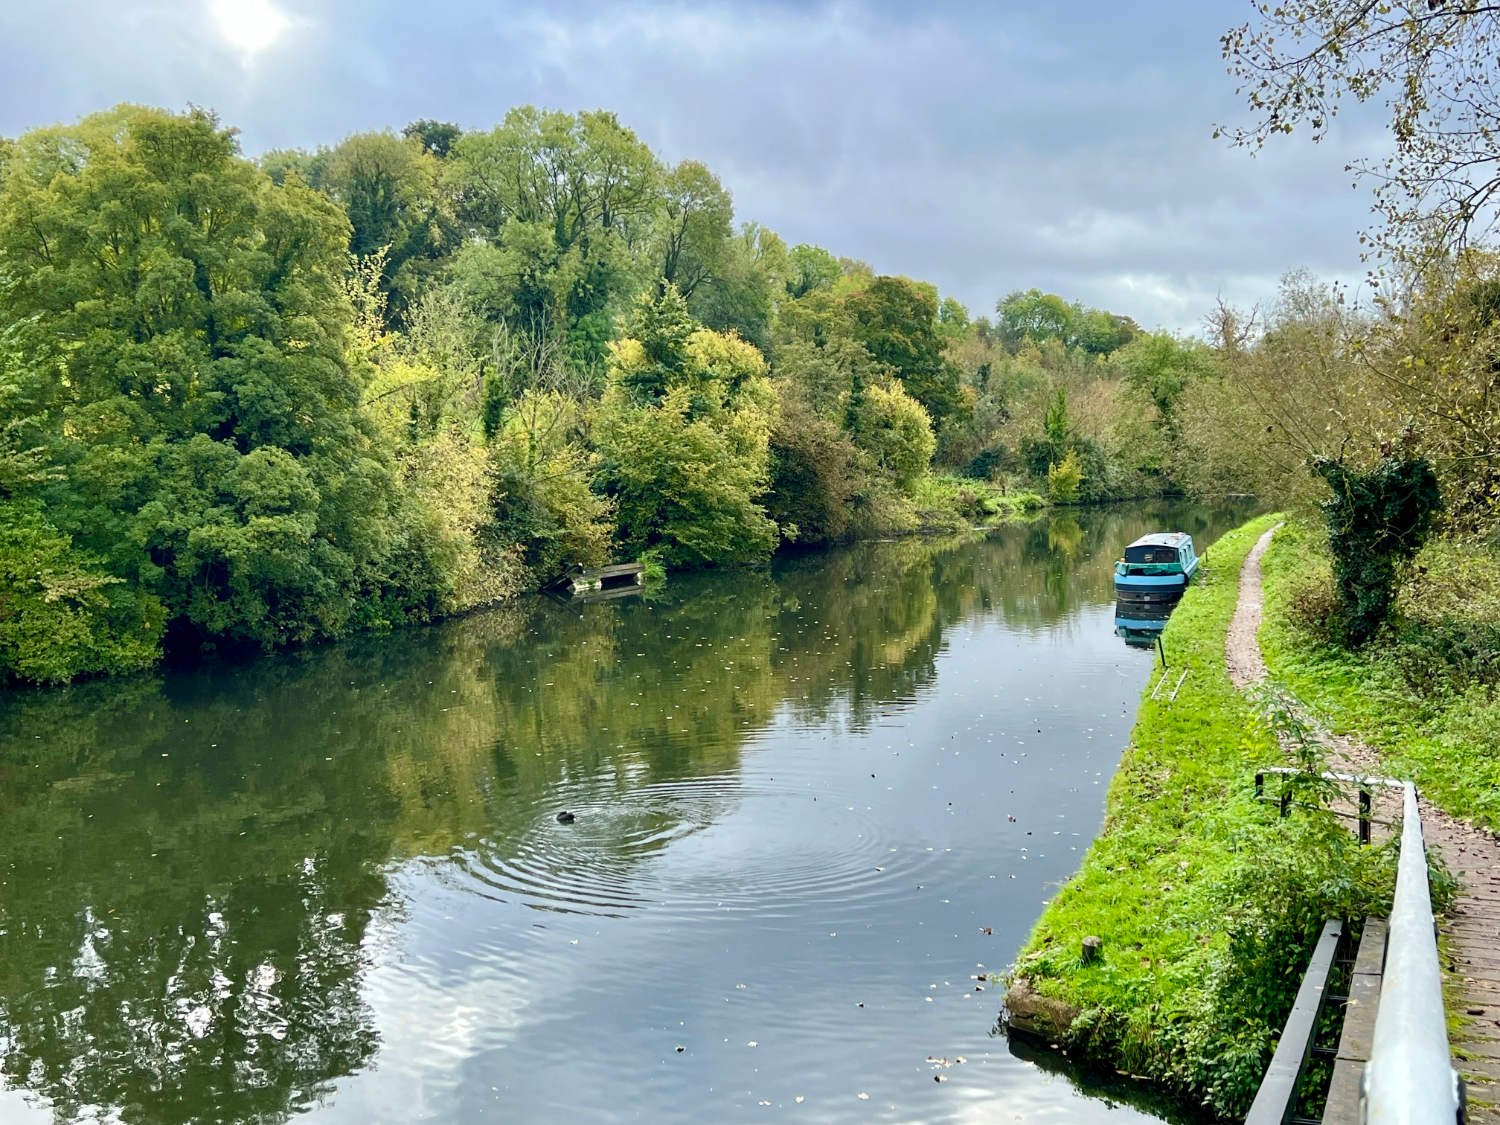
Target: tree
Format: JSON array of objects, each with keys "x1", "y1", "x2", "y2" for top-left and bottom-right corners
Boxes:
[
  {"x1": 1316, "y1": 455, "x2": 1442, "y2": 643},
  {"x1": 996, "y1": 289, "x2": 1075, "y2": 350},
  {"x1": 1047, "y1": 448, "x2": 1084, "y2": 504},
  {"x1": 937, "y1": 296, "x2": 971, "y2": 339},
  {"x1": 594, "y1": 287, "x2": 778, "y2": 566},
  {"x1": 1367, "y1": 252, "x2": 1500, "y2": 529},
  {"x1": 996, "y1": 289, "x2": 1136, "y2": 355},
  {"x1": 1115, "y1": 331, "x2": 1215, "y2": 438},
  {"x1": 1222, "y1": 2, "x2": 1500, "y2": 255},
  {"x1": 0, "y1": 106, "x2": 433, "y2": 666},
  {"x1": 490, "y1": 390, "x2": 614, "y2": 581},
  {"x1": 447, "y1": 107, "x2": 660, "y2": 370},
  {"x1": 850, "y1": 380, "x2": 935, "y2": 489},
  {"x1": 320, "y1": 131, "x2": 455, "y2": 318},
  {"x1": 402, "y1": 118, "x2": 462, "y2": 158},
  {"x1": 786, "y1": 243, "x2": 841, "y2": 299},
  {"x1": 689, "y1": 223, "x2": 787, "y2": 354},
  {"x1": 846, "y1": 276, "x2": 965, "y2": 424},
  {"x1": 657, "y1": 160, "x2": 733, "y2": 298},
  {"x1": 765, "y1": 390, "x2": 862, "y2": 543}
]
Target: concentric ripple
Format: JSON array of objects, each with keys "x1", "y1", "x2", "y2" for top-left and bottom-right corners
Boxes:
[{"x1": 439, "y1": 763, "x2": 943, "y2": 922}]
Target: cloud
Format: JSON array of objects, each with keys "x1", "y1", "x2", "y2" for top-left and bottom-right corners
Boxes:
[{"x1": 0, "y1": 0, "x2": 1389, "y2": 332}]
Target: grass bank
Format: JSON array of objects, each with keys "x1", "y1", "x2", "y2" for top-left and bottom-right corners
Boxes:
[
  {"x1": 911, "y1": 475, "x2": 1046, "y2": 533},
  {"x1": 1004, "y1": 514, "x2": 1396, "y2": 1119},
  {"x1": 1259, "y1": 519, "x2": 1500, "y2": 831}
]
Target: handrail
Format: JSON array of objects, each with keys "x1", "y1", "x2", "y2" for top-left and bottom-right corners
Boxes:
[
  {"x1": 1245, "y1": 771, "x2": 1463, "y2": 1121},
  {"x1": 1361, "y1": 782, "x2": 1464, "y2": 1124},
  {"x1": 1244, "y1": 918, "x2": 1344, "y2": 1125}
]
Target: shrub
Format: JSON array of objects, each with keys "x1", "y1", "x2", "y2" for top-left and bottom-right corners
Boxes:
[
  {"x1": 1046, "y1": 448, "x2": 1084, "y2": 504},
  {"x1": 0, "y1": 502, "x2": 163, "y2": 683}
]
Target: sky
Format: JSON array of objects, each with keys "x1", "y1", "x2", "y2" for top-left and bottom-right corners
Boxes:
[{"x1": 0, "y1": 0, "x2": 1392, "y2": 334}]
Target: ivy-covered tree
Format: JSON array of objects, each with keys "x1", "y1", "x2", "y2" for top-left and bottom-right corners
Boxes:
[{"x1": 1315, "y1": 455, "x2": 1442, "y2": 644}]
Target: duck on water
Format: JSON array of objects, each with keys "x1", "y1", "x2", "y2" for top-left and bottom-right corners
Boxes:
[{"x1": 1114, "y1": 532, "x2": 1198, "y2": 604}]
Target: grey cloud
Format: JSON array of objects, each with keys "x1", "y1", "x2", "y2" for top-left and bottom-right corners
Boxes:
[{"x1": 1, "y1": 0, "x2": 1390, "y2": 332}]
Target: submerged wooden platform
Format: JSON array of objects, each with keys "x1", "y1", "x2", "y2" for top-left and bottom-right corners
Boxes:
[{"x1": 557, "y1": 562, "x2": 645, "y2": 597}]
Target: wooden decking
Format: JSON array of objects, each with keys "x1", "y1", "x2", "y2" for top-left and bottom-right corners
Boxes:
[
  {"x1": 550, "y1": 562, "x2": 645, "y2": 598},
  {"x1": 1322, "y1": 919, "x2": 1386, "y2": 1123},
  {"x1": 1425, "y1": 805, "x2": 1500, "y2": 1119}
]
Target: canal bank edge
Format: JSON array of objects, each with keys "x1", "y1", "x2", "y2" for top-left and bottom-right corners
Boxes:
[{"x1": 1000, "y1": 513, "x2": 1398, "y2": 1118}]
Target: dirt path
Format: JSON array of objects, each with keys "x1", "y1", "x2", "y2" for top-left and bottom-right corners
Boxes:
[{"x1": 1229, "y1": 524, "x2": 1500, "y2": 1117}]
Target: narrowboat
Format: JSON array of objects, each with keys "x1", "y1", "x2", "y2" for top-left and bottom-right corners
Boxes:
[{"x1": 1114, "y1": 532, "x2": 1198, "y2": 603}]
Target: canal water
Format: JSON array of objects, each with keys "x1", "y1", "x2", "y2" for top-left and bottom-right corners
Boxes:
[{"x1": 0, "y1": 501, "x2": 1251, "y2": 1125}]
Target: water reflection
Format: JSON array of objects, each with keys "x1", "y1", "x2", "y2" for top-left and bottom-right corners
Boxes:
[
  {"x1": 1114, "y1": 597, "x2": 1181, "y2": 647},
  {"x1": 0, "y1": 500, "x2": 1251, "y2": 1124}
]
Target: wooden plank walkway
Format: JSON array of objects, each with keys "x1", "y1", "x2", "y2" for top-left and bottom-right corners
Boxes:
[{"x1": 1228, "y1": 525, "x2": 1500, "y2": 1121}]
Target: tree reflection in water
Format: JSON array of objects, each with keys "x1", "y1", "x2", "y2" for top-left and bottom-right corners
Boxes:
[{"x1": 0, "y1": 499, "x2": 1251, "y2": 1124}]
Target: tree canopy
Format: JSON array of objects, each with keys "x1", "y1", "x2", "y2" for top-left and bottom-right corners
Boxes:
[
  {"x1": 1222, "y1": 1, "x2": 1500, "y2": 255},
  {"x1": 0, "y1": 99, "x2": 1172, "y2": 684}
]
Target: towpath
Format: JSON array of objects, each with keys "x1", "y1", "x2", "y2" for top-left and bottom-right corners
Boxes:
[{"x1": 1227, "y1": 524, "x2": 1500, "y2": 1119}]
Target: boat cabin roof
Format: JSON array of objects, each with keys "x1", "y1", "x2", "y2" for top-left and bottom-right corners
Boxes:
[{"x1": 1126, "y1": 532, "x2": 1193, "y2": 550}]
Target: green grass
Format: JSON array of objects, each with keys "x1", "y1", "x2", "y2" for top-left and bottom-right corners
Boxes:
[
  {"x1": 1259, "y1": 520, "x2": 1500, "y2": 830},
  {"x1": 1007, "y1": 514, "x2": 1397, "y2": 1118},
  {"x1": 912, "y1": 474, "x2": 1045, "y2": 531}
]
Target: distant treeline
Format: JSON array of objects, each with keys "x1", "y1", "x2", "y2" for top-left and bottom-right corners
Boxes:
[{"x1": 10, "y1": 103, "x2": 1463, "y2": 684}]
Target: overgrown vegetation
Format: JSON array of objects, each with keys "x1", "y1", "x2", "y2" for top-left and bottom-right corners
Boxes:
[
  {"x1": 1261, "y1": 520, "x2": 1500, "y2": 831},
  {"x1": 1008, "y1": 517, "x2": 1398, "y2": 1118},
  {"x1": 0, "y1": 104, "x2": 1199, "y2": 685}
]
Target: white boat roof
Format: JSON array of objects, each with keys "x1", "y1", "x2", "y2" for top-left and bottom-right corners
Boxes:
[{"x1": 1126, "y1": 532, "x2": 1193, "y2": 549}]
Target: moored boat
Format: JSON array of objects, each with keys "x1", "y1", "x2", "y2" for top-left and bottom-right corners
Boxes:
[{"x1": 1114, "y1": 532, "x2": 1198, "y2": 603}]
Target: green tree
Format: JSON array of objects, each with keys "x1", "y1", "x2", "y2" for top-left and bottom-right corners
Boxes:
[
  {"x1": 851, "y1": 380, "x2": 935, "y2": 489},
  {"x1": 320, "y1": 131, "x2": 456, "y2": 318},
  {"x1": 689, "y1": 223, "x2": 787, "y2": 354},
  {"x1": 1047, "y1": 448, "x2": 1084, "y2": 504},
  {"x1": 786, "y1": 243, "x2": 841, "y2": 299},
  {"x1": 0, "y1": 106, "x2": 433, "y2": 669},
  {"x1": 1116, "y1": 331, "x2": 1215, "y2": 438},
  {"x1": 846, "y1": 276, "x2": 965, "y2": 424},
  {"x1": 996, "y1": 289, "x2": 1076, "y2": 350},
  {"x1": 1316, "y1": 455, "x2": 1442, "y2": 644},
  {"x1": 595, "y1": 287, "x2": 778, "y2": 566},
  {"x1": 402, "y1": 118, "x2": 462, "y2": 158},
  {"x1": 447, "y1": 107, "x2": 661, "y2": 371},
  {"x1": 657, "y1": 160, "x2": 733, "y2": 298}
]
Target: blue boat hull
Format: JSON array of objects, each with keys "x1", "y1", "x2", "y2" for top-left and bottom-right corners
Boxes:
[{"x1": 1114, "y1": 573, "x2": 1187, "y2": 601}]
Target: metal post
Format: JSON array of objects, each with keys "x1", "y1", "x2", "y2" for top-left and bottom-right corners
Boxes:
[
  {"x1": 1359, "y1": 786, "x2": 1372, "y2": 846},
  {"x1": 1255, "y1": 772, "x2": 1264, "y2": 800},
  {"x1": 1280, "y1": 784, "x2": 1292, "y2": 819}
]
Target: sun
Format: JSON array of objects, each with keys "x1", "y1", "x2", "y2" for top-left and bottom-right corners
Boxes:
[{"x1": 210, "y1": 0, "x2": 290, "y2": 55}]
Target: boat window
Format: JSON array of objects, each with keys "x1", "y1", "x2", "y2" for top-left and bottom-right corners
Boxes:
[{"x1": 1125, "y1": 545, "x2": 1178, "y2": 564}]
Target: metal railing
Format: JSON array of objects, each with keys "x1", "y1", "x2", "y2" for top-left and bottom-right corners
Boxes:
[
  {"x1": 1244, "y1": 918, "x2": 1346, "y2": 1125},
  {"x1": 1245, "y1": 771, "x2": 1463, "y2": 1123},
  {"x1": 1361, "y1": 782, "x2": 1464, "y2": 1124}
]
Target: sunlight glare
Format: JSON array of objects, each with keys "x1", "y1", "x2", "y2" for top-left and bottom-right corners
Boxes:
[{"x1": 210, "y1": 0, "x2": 290, "y2": 55}]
